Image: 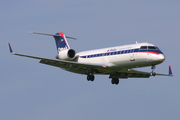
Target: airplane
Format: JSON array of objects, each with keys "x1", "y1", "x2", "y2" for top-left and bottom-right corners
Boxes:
[{"x1": 8, "y1": 32, "x2": 173, "y2": 85}]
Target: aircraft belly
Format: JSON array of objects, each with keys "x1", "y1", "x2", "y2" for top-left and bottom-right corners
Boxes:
[{"x1": 78, "y1": 57, "x2": 106, "y2": 65}]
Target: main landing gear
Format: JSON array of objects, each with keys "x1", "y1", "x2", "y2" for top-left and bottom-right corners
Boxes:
[
  {"x1": 111, "y1": 78, "x2": 119, "y2": 85},
  {"x1": 87, "y1": 74, "x2": 95, "y2": 81},
  {"x1": 150, "y1": 65, "x2": 156, "y2": 76},
  {"x1": 86, "y1": 75, "x2": 119, "y2": 85}
]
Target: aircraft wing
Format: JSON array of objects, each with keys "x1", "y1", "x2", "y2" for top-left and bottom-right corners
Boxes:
[
  {"x1": 8, "y1": 43, "x2": 109, "y2": 74},
  {"x1": 109, "y1": 69, "x2": 150, "y2": 79},
  {"x1": 109, "y1": 66, "x2": 173, "y2": 79}
]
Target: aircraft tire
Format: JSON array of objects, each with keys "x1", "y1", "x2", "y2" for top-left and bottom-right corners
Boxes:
[
  {"x1": 152, "y1": 72, "x2": 156, "y2": 76},
  {"x1": 111, "y1": 78, "x2": 115, "y2": 84},
  {"x1": 87, "y1": 75, "x2": 91, "y2": 81},
  {"x1": 87, "y1": 75, "x2": 95, "y2": 81},
  {"x1": 115, "y1": 78, "x2": 119, "y2": 85},
  {"x1": 111, "y1": 78, "x2": 119, "y2": 85},
  {"x1": 90, "y1": 75, "x2": 95, "y2": 81}
]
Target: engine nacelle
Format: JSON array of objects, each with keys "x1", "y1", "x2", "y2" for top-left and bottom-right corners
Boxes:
[{"x1": 56, "y1": 49, "x2": 76, "y2": 60}]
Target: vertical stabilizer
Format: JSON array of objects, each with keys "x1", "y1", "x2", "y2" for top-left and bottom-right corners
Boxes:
[{"x1": 54, "y1": 32, "x2": 70, "y2": 53}]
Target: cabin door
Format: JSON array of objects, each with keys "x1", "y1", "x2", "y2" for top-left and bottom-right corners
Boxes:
[{"x1": 130, "y1": 49, "x2": 135, "y2": 61}]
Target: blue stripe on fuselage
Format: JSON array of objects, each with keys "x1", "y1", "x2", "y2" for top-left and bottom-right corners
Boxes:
[{"x1": 79, "y1": 48, "x2": 163, "y2": 58}]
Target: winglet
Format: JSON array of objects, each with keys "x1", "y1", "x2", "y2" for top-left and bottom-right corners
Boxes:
[
  {"x1": 8, "y1": 43, "x2": 14, "y2": 54},
  {"x1": 169, "y1": 65, "x2": 173, "y2": 76}
]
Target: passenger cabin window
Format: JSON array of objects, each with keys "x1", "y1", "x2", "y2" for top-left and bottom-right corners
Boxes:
[
  {"x1": 140, "y1": 46, "x2": 148, "y2": 49},
  {"x1": 148, "y1": 46, "x2": 156, "y2": 50},
  {"x1": 131, "y1": 49, "x2": 134, "y2": 53},
  {"x1": 134, "y1": 49, "x2": 139, "y2": 52}
]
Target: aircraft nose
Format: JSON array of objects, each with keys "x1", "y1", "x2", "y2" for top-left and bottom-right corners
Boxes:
[{"x1": 158, "y1": 54, "x2": 165, "y2": 62}]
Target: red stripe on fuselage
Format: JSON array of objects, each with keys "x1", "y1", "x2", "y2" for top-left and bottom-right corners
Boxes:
[
  {"x1": 59, "y1": 32, "x2": 69, "y2": 49},
  {"x1": 138, "y1": 51, "x2": 162, "y2": 55}
]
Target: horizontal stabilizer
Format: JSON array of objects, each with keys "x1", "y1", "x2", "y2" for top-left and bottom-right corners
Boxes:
[{"x1": 30, "y1": 32, "x2": 77, "y2": 40}]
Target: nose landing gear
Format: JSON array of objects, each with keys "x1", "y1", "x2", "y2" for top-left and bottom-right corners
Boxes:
[{"x1": 150, "y1": 65, "x2": 156, "y2": 76}]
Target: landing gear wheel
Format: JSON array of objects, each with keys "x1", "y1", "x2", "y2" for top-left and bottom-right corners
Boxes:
[
  {"x1": 90, "y1": 75, "x2": 95, "y2": 81},
  {"x1": 151, "y1": 72, "x2": 156, "y2": 76},
  {"x1": 111, "y1": 78, "x2": 119, "y2": 85},
  {"x1": 87, "y1": 75, "x2": 95, "y2": 81},
  {"x1": 111, "y1": 78, "x2": 115, "y2": 84},
  {"x1": 87, "y1": 75, "x2": 91, "y2": 81},
  {"x1": 115, "y1": 78, "x2": 119, "y2": 84}
]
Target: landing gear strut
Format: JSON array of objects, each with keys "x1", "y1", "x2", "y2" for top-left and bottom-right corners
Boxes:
[
  {"x1": 111, "y1": 78, "x2": 119, "y2": 85},
  {"x1": 87, "y1": 74, "x2": 95, "y2": 81},
  {"x1": 151, "y1": 65, "x2": 156, "y2": 76}
]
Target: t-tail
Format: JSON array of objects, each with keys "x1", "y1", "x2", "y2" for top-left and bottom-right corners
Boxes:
[
  {"x1": 30, "y1": 32, "x2": 76, "y2": 54},
  {"x1": 30, "y1": 32, "x2": 77, "y2": 60}
]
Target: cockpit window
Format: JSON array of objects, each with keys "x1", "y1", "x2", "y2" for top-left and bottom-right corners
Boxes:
[
  {"x1": 148, "y1": 46, "x2": 157, "y2": 50},
  {"x1": 156, "y1": 47, "x2": 161, "y2": 51},
  {"x1": 140, "y1": 46, "x2": 148, "y2": 49}
]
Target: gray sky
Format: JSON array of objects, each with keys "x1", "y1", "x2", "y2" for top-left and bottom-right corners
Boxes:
[{"x1": 1, "y1": 0, "x2": 179, "y2": 120}]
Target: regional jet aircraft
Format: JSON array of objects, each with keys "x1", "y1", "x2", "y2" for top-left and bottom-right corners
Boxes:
[{"x1": 8, "y1": 32, "x2": 173, "y2": 85}]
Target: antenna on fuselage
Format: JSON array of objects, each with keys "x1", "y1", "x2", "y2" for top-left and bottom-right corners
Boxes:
[{"x1": 136, "y1": 41, "x2": 138, "y2": 44}]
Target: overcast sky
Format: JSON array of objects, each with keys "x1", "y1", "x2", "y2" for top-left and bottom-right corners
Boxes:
[{"x1": 1, "y1": 0, "x2": 180, "y2": 120}]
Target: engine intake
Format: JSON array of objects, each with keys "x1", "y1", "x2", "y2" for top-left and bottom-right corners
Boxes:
[{"x1": 56, "y1": 49, "x2": 76, "y2": 60}]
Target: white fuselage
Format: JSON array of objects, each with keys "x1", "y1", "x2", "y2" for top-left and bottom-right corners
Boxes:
[{"x1": 76, "y1": 42, "x2": 165, "y2": 71}]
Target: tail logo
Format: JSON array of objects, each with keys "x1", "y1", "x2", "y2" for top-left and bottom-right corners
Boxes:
[{"x1": 58, "y1": 46, "x2": 68, "y2": 52}]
